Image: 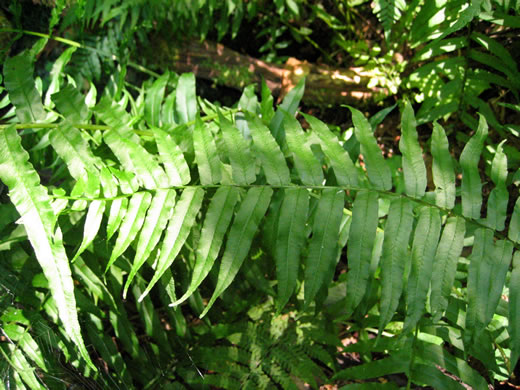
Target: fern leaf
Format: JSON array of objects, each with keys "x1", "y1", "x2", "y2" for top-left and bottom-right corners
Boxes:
[
  {"x1": 49, "y1": 123, "x2": 100, "y2": 181},
  {"x1": 345, "y1": 189, "x2": 379, "y2": 316},
  {"x1": 3, "y1": 53, "x2": 45, "y2": 122},
  {"x1": 99, "y1": 166, "x2": 118, "y2": 198},
  {"x1": 403, "y1": 206, "x2": 441, "y2": 333},
  {"x1": 260, "y1": 78, "x2": 275, "y2": 124},
  {"x1": 201, "y1": 187, "x2": 273, "y2": 317},
  {"x1": 431, "y1": 122, "x2": 456, "y2": 209},
  {"x1": 51, "y1": 84, "x2": 89, "y2": 122},
  {"x1": 304, "y1": 189, "x2": 345, "y2": 308},
  {"x1": 0, "y1": 125, "x2": 95, "y2": 370},
  {"x1": 378, "y1": 197, "x2": 414, "y2": 334},
  {"x1": 104, "y1": 128, "x2": 169, "y2": 190},
  {"x1": 485, "y1": 141, "x2": 508, "y2": 230},
  {"x1": 139, "y1": 187, "x2": 204, "y2": 302},
  {"x1": 161, "y1": 91, "x2": 177, "y2": 125},
  {"x1": 2, "y1": 343, "x2": 43, "y2": 389},
  {"x1": 171, "y1": 187, "x2": 239, "y2": 307},
  {"x1": 152, "y1": 127, "x2": 191, "y2": 186},
  {"x1": 176, "y1": 73, "x2": 197, "y2": 124},
  {"x1": 334, "y1": 351, "x2": 409, "y2": 380},
  {"x1": 283, "y1": 111, "x2": 324, "y2": 186},
  {"x1": 219, "y1": 113, "x2": 256, "y2": 185},
  {"x1": 371, "y1": 0, "x2": 406, "y2": 39},
  {"x1": 303, "y1": 113, "x2": 358, "y2": 187},
  {"x1": 510, "y1": 251, "x2": 520, "y2": 371},
  {"x1": 3, "y1": 323, "x2": 47, "y2": 371},
  {"x1": 106, "y1": 197, "x2": 128, "y2": 240},
  {"x1": 465, "y1": 229, "x2": 513, "y2": 346},
  {"x1": 510, "y1": 198, "x2": 520, "y2": 243},
  {"x1": 106, "y1": 192, "x2": 152, "y2": 272},
  {"x1": 348, "y1": 106, "x2": 392, "y2": 190},
  {"x1": 270, "y1": 78, "x2": 305, "y2": 144},
  {"x1": 433, "y1": 0, "x2": 482, "y2": 44},
  {"x1": 430, "y1": 216, "x2": 466, "y2": 321},
  {"x1": 94, "y1": 95, "x2": 134, "y2": 128},
  {"x1": 124, "y1": 189, "x2": 177, "y2": 298},
  {"x1": 45, "y1": 46, "x2": 77, "y2": 108},
  {"x1": 73, "y1": 257, "x2": 117, "y2": 311},
  {"x1": 72, "y1": 199, "x2": 106, "y2": 262},
  {"x1": 460, "y1": 114, "x2": 488, "y2": 219},
  {"x1": 247, "y1": 114, "x2": 290, "y2": 186},
  {"x1": 275, "y1": 188, "x2": 309, "y2": 311},
  {"x1": 145, "y1": 71, "x2": 169, "y2": 127},
  {"x1": 399, "y1": 101, "x2": 426, "y2": 198},
  {"x1": 410, "y1": 363, "x2": 467, "y2": 389},
  {"x1": 193, "y1": 118, "x2": 222, "y2": 184},
  {"x1": 483, "y1": 239, "x2": 512, "y2": 323},
  {"x1": 415, "y1": 340, "x2": 489, "y2": 390}
]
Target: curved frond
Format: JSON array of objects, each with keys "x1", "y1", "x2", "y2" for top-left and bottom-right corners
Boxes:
[{"x1": 0, "y1": 125, "x2": 95, "y2": 370}]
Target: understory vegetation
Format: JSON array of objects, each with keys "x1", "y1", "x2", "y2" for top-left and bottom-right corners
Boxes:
[{"x1": 1, "y1": 0, "x2": 520, "y2": 389}]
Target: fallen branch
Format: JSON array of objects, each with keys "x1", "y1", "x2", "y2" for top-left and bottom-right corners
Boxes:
[{"x1": 147, "y1": 37, "x2": 387, "y2": 105}]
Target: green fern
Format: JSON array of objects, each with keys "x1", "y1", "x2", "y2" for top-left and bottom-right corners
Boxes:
[
  {"x1": 186, "y1": 301, "x2": 336, "y2": 389},
  {"x1": 1, "y1": 50, "x2": 519, "y2": 388}
]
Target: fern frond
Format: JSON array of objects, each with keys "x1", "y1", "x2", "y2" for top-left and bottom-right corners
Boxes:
[
  {"x1": 3, "y1": 55, "x2": 520, "y2": 386},
  {"x1": 3, "y1": 54, "x2": 45, "y2": 123},
  {"x1": 0, "y1": 125, "x2": 95, "y2": 370}
]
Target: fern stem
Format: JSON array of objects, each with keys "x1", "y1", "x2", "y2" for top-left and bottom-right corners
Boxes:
[
  {"x1": 0, "y1": 109, "x2": 239, "y2": 134},
  {"x1": 0, "y1": 123, "x2": 111, "y2": 131},
  {"x1": 406, "y1": 325, "x2": 420, "y2": 390}
]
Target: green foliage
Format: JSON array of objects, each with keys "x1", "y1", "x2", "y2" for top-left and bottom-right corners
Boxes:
[
  {"x1": 0, "y1": 46, "x2": 519, "y2": 389},
  {"x1": 0, "y1": 1, "x2": 519, "y2": 387}
]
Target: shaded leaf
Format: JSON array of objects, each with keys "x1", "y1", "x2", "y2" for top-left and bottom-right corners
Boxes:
[
  {"x1": 510, "y1": 251, "x2": 520, "y2": 371},
  {"x1": 219, "y1": 113, "x2": 256, "y2": 185},
  {"x1": 304, "y1": 113, "x2": 358, "y2": 187},
  {"x1": 275, "y1": 188, "x2": 309, "y2": 311},
  {"x1": 270, "y1": 78, "x2": 305, "y2": 144},
  {"x1": 465, "y1": 229, "x2": 513, "y2": 346},
  {"x1": 379, "y1": 197, "x2": 414, "y2": 334},
  {"x1": 51, "y1": 84, "x2": 89, "y2": 122},
  {"x1": 485, "y1": 141, "x2": 508, "y2": 230},
  {"x1": 124, "y1": 189, "x2": 177, "y2": 298},
  {"x1": 247, "y1": 114, "x2": 290, "y2": 186},
  {"x1": 3, "y1": 53, "x2": 45, "y2": 122},
  {"x1": 106, "y1": 192, "x2": 152, "y2": 272},
  {"x1": 431, "y1": 122, "x2": 455, "y2": 209},
  {"x1": 139, "y1": 187, "x2": 204, "y2": 302},
  {"x1": 399, "y1": 101, "x2": 426, "y2": 198},
  {"x1": 304, "y1": 189, "x2": 344, "y2": 308},
  {"x1": 348, "y1": 106, "x2": 392, "y2": 190},
  {"x1": 283, "y1": 111, "x2": 324, "y2": 186},
  {"x1": 201, "y1": 187, "x2": 273, "y2": 317},
  {"x1": 403, "y1": 206, "x2": 441, "y2": 333},
  {"x1": 171, "y1": 187, "x2": 239, "y2": 307},
  {"x1": 460, "y1": 114, "x2": 488, "y2": 219},
  {"x1": 345, "y1": 190, "x2": 379, "y2": 316},
  {"x1": 430, "y1": 216, "x2": 466, "y2": 321}
]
